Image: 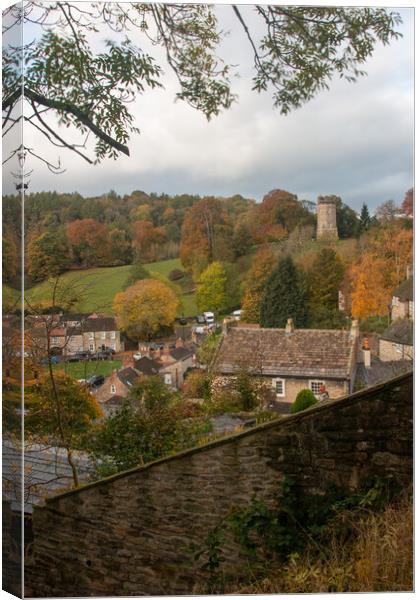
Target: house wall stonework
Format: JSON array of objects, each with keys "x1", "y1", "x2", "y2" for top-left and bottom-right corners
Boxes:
[
  {"x1": 214, "y1": 375, "x2": 348, "y2": 405},
  {"x1": 391, "y1": 297, "x2": 410, "y2": 321},
  {"x1": 27, "y1": 372, "x2": 412, "y2": 597},
  {"x1": 94, "y1": 371, "x2": 128, "y2": 403},
  {"x1": 379, "y1": 339, "x2": 414, "y2": 362}
]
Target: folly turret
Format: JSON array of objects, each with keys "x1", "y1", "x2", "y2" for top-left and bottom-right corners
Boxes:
[{"x1": 317, "y1": 195, "x2": 338, "y2": 240}]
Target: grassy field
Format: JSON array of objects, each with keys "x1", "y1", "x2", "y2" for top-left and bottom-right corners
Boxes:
[
  {"x1": 4, "y1": 258, "x2": 198, "y2": 317},
  {"x1": 52, "y1": 359, "x2": 122, "y2": 379}
]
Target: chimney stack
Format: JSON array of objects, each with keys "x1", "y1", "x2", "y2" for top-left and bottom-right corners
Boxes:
[
  {"x1": 285, "y1": 317, "x2": 294, "y2": 334},
  {"x1": 362, "y1": 336, "x2": 371, "y2": 369},
  {"x1": 350, "y1": 319, "x2": 359, "y2": 340}
]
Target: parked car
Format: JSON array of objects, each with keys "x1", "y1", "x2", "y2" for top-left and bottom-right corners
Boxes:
[
  {"x1": 133, "y1": 352, "x2": 142, "y2": 361},
  {"x1": 41, "y1": 356, "x2": 60, "y2": 366},
  {"x1": 66, "y1": 351, "x2": 91, "y2": 363},
  {"x1": 95, "y1": 351, "x2": 111, "y2": 360},
  {"x1": 203, "y1": 311, "x2": 215, "y2": 324},
  {"x1": 231, "y1": 309, "x2": 243, "y2": 321},
  {"x1": 86, "y1": 374, "x2": 105, "y2": 388},
  {"x1": 178, "y1": 317, "x2": 188, "y2": 326},
  {"x1": 103, "y1": 347, "x2": 116, "y2": 355},
  {"x1": 196, "y1": 315, "x2": 206, "y2": 324}
]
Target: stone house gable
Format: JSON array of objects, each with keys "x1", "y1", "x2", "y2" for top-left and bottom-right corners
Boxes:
[
  {"x1": 379, "y1": 318, "x2": 414, "y2": 362},
  {"x1": 391, "y1": 276, "x2": 413, "y2": 321},
  {"x1": 95, "y1": 369, "x2": 138, "y2": 403}
]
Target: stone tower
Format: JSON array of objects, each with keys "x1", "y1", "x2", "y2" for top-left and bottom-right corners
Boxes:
[{"x1": 317, "y1": 196, "x2": 338, "y2": 240}]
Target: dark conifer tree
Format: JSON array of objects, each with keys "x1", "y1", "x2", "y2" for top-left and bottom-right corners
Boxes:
[
  {"x1": 259, "y1": 255, "x2": 308, "y2": 328},
  {"x1": 359, "y1": 203, "x2": 372, "y2": 233}
]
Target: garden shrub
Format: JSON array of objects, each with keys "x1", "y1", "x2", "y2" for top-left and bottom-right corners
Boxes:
[{"x1": 291, "y1": 389, "x2": 317, "y2": 414}]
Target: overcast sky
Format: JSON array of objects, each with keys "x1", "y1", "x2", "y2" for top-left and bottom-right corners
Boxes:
[{"x1": 4, "y1": 2, "x2": 414, "y2": 213}]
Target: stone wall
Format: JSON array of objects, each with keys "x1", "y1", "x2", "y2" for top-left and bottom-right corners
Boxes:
[
  {"x1": 379, "y1": 339, "x2": 414, "y2": 362},
  {"x1": 27, "y1": 372, "x2": 413, "y2": 597}
]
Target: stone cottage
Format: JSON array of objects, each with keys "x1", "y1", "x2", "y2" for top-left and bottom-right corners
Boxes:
[
  {"x1": 379, "y1": 273, "x2": 413, "y2": 362},
  {"x1": 95, "y1": 340, "x2": 196, "y2": 407},
  {"x1": 390, "y1": 275, "x2": 413, "y2": 321},
  {"x1": 215, "y1": 319, "x2": 359, "y2": 409}
]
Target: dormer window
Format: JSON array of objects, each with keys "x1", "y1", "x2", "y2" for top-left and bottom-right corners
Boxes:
[{"x1": 110, "y1": 384, "x2": 116, "y2": 394}]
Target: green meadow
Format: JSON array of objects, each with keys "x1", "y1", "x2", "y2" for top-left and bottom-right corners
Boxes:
[{"x1": 4, "y1": 258, "x2": 198, "y2": 317}]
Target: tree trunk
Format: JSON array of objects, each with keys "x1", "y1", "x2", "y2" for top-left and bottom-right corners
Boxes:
[{"x1": 67, "y1": 448, "x2": 79, "y2": 488}]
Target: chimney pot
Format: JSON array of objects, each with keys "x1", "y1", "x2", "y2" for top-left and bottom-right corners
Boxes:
[
  {"x1": 350, "y1": 319, "x2": 359, "y2": 339},
  {"x1": 363, "y1": 347, "x2": 371, "y2": 369}
]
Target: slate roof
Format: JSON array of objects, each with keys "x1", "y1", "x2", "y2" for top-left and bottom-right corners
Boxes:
[
  {"x1": 216, "y1": 327, "x2": 356, "y2": 379},
  {"x1": 356, "y1": 358, "x2": 413, "y2": 388},
  {"x1": 392, "y1": 277, "x2": 413, "y2": 302},
  {"x1": 170, "y1": 346, "x2": 193, "y2": 361},
  {"x1": 83, "y1": 317, "x2": 118, "y2": 332},
  {"x1": 380, "y1": 318, "x2": 413, "y2": 346},
  {"x1": 134, "y1": 356, "x2": 161, "y2": 376},
  {"x1": 3, "y1": 439, "x2": 93, "y2": 513},
  {"x1": 117, "y1": 367, "x2": 140, "y2": 388}
]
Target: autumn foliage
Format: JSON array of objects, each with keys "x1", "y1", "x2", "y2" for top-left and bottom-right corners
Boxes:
[
  {"x1": 66, "y1": 219, "x2": 111, "y2": 267},
  {"x1": 113, "y1": 279, "x2": 180, "y2": 340},
  {"x1": 350, "y1": 224, "x2": 413, "y2": 319}
]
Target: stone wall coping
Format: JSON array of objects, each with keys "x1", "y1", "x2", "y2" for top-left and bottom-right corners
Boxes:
[{"x1": 43, "y1": 371, "x2": 412, "y2": 506}]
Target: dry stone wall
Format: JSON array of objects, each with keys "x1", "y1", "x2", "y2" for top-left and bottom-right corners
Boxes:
[{"x1": 27, "y1": 372, "x2": 413, "y2": 597}]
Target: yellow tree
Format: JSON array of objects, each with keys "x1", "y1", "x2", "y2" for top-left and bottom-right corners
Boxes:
[
  {"x1": 26, "y1": 374, "x2": 102, "y2": 487},
  {"x1": 196, "y1": 261, "x2": 228, "y2": 314},
  {"x1": 114, "y1": 279, "x2": 180, "y2": 340},
  {"x1": 350, "y1": 253, "x2": 391, "y2": 319}
]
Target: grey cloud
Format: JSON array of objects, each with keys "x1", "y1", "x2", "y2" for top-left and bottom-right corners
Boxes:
[{"x1": 6, "y1": 6, "x2": 413, "y2": 214}]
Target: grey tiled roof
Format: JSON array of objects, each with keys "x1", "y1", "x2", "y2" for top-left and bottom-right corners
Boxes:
[
  {"x1": 216, "y1": 327, "x2": 356, "y2": 379},
  {"x1": 117, "y1": 367, "x2": 140, "y2": 387},
  {"x1": 380, "y1": 318, "x2": 413, "y2": 346},
  {"x1": 392, "y1": 277, "x2": 413, "y2": 302},
  {"x1": 170, "y1": 347, "x2": 193, "y2": 361},
  {"x1": 356, "y1": 358, "x2": 413, "y2": 388},
  {"x1": 3, "y1": 440, "x2": 93, "y2": 513},
  {"x1": 134, "y1": 356, "x2": 161, "y2": 376}
]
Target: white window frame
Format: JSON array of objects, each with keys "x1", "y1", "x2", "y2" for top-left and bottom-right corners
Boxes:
[
  {"x1": 164, "y1": 373, "x2": 172, "y2": 385},
  {"x1": 272, "y1": 378, "x2": 285, "y2": 397},
  {"x1": 51, "y1": 336, "x2": 60, "y2": 346},
  {"x1": 309, "y1": 380, "x2": 325, "y2": 395},
  {"x1": 110, "y1": 331, "x2": 116, "y2": 339},
  {"x1": 393, "y1": 343, "x2": 403, "y2": 354},
  {"x1": 89, "y1": 342, "x2": 95, "y2": 352},
  {"x1": 101, "y1": 331, "x2": 106, "y2": 340},
  {"x1": 110, "y1": 384, "x2": 116, "y2": 394}
]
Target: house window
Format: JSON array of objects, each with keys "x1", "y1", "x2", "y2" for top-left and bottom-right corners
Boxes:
[
  {"x1": 110, "y1": 384, "x2": 116, "y2": 394},
  {"x1": 391, "y1": 296, "x2": 399, "y2": 307},
  {"x1": 164, "y1": 373, "x2": 172, "y2": 385},
  {"x1": 394, "y1": 343, "x2": 403, "y2": 354},
  {"x1": 89, "y1": 342, "x2": 95, "y2": 352},
  {"x1": 110, "y1": 331, "x2": 116, "y2": 339},
  {"x1": 309, "y1": 380, "x2": 325, "y2": 395},
  {"x1": 51, "y1": 337, "x2": 59, "y2": 345},
  {"x1": 101, "y1": 331, "x2": 106, "y2": 340},
  {"x1": 272, "y1": 378, "x2": 285, "y2": 397}
]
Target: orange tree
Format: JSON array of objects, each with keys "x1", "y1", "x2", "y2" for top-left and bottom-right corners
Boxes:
[{"x1": 350, "y1": 223, "x2": 413, "y2": 319}]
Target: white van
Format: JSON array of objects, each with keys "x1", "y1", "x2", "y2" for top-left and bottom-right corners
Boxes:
[
  {"x1": 203, "y1": 311, "x2": 215, "y2": 324},
  {"x1": 232, "y1": 309, "x2": 243, "y2": 321}
]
